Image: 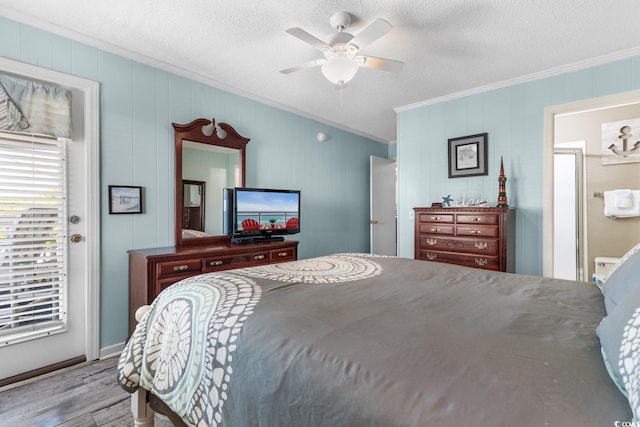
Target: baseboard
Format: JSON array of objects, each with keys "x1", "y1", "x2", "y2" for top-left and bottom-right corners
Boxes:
[
  {"x1": 99, "y1": 341, "x2": 126, "y2": 360},
  {"x1": 0, "y1": 356, "x2": 86, "y2": 390},
  {"x1": 0, "y1": 343, "x2": 126, "y2": 391}
]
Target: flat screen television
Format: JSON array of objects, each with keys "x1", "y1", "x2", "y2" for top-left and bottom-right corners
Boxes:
[{"x1": 224, "y1": 187, "x2": 300, "y2": 243}]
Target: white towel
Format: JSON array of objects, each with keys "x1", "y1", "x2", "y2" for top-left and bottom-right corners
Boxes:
[
  {"x1": 615, "y1": 189, "x2": 633, "y2": 207},
  {"x1": 604, "y1": 190, "x2": 640, "y2": 218}
]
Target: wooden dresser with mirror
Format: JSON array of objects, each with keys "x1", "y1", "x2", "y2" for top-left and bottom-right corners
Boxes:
[{"x1": 127, "y1": 118, "x2": 298, "y2": 335}]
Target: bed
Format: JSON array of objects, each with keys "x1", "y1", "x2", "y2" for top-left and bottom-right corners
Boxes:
[{"x1": 117, "y1": 249, "x2": 640, "y2": 426}]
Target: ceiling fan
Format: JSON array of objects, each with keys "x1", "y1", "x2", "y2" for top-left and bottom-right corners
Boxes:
[{"x1": 280, "y1": 11, "x2": 403, "y2": 88}]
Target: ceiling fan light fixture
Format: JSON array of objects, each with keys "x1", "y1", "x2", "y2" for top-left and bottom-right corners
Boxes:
[
  {"x1": 283, "y1": 12, "x2": 402, "y2": 89},
  {"x1": 321, "y1": 52, "x2": 359, "y2": 86}
]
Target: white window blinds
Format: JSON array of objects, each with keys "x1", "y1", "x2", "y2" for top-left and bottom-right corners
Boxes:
[{"x1": 0, "y1": 131, "x2": 67, "y2": 345}]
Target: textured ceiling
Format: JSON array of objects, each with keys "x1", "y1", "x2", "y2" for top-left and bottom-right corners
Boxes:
[{"x1": 2, "y1": 1, "x2": 640, "y2": 142}]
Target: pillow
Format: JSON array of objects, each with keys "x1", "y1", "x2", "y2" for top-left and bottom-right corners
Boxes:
[
  {"x1": 602, "y1": 241, "x2": 640, "y2": 314},
  {"x1": 597, "y1": 284, "x2": 640, "y2": 419}
]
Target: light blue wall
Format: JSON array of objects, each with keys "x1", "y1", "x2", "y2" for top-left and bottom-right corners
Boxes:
[
  {"x1": 397, "y1": 57, "x2": 640, "y2": 275},
  {"x1": 0, "y1": 17, "x2": 387, "y2": 348},
  {"x1": 388, "y1": 142, "x2": 397, "y2": 160}
]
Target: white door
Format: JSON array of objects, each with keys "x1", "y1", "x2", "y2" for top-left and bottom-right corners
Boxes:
[
  {"x1": 0, "y1": 59, "x2": 99, "y2": 382},
  {"x1": 370, "y1": 156, "x2": 397, "y2": 255}
]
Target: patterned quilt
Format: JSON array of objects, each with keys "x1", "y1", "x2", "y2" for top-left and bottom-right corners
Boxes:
[
  {"x1": 118, "y1": 253, "x2": 631, "y2": 427},
  {"x1": 117, "y1": 254, "x2": 384, "y2": 426}
]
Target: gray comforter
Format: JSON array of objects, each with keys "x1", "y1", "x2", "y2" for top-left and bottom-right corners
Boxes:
[{"x1": 118, "y1": 253, "x2": 631, "y2": 426}]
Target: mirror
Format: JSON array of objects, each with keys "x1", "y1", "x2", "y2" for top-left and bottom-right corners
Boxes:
[
  {"x1": 173, "y1": 118, "x2": 250, "y2": 247},
  {"x1": 182, "y1": 180, "x2": 205, "y2": 232}
]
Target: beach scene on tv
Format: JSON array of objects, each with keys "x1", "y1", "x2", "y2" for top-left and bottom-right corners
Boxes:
[{"x1": 236, "y1": 191, "x2": 299, "y2": 231}]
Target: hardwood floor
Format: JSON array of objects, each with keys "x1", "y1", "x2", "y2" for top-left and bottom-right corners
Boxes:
[{"x1": 0, "y1": 356, "x2": 173, "y2": 427}]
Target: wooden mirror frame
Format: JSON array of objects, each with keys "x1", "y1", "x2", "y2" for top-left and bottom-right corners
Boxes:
[{"x1": 173, "y1": 118, "x2": 250, "y2": 248}]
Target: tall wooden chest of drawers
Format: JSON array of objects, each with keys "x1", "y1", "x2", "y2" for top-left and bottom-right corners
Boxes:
[{"x1": 414, "y1": 207, "x2": 515, "y2": 272}]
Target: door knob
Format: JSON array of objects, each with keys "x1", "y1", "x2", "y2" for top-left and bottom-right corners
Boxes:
[{"x1": 70, "y1": 234, "x2": 83, "y2": 243}]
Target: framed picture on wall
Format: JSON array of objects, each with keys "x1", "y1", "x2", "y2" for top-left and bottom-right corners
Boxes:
[
  {"x1": 448, "y1": 133, "x2": 488, "y2": 178},
  {"x1": 109, "y1": 185, "x2": 143, "y2": 214}
]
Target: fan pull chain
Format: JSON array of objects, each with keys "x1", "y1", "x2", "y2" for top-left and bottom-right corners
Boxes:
[{"x1": 336, "y1": 80, "x2": 346, "y2": 107}]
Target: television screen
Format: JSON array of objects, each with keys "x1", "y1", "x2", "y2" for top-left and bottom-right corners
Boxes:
[{"x1": 225, "y1": 188, "x2": 300, "y2": 241}]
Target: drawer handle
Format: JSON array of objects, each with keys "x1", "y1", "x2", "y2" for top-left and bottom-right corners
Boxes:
[
  {"x1": 475, "y1": 258, "x2": 488, "y2": 266},
  {"x1": 173, "y1": 265, "x2": 189, "y2": 272},
  {"x1": 471, "y1": 217, "x2": 481, "y2": 222},
  {"x1": 277, "y1": 252, "x2": 289, "y2": 257},
  {"x1": 254, "y1": 255, "x2": 265, "y2": 260},
  {"x1": 425, "y1": 238, "x2": 437, "y2": 246},
  {"x1": 431, "y1": 216, "x2": 441, "y2": 221},
  {"x1": 209, "y1": 260, "x2": 223, "y2": 266},
  {"x1": 474, "y1": 242, "x2": 488, "y2": 250},
  {"x1": 470, "y1": 230, "x2": 482, "y2": 235},
  {"x1": 426, "y1": 253, "x2": 437, "y2": 260},
  {"x1": 430, "y1": 228, "x2": 440, "y2": 232}
]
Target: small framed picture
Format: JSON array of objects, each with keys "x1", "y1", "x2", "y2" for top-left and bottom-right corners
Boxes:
[
  {"x1": 109, "y1": 185, "x2": 143, "y2": 214},
  {"x1": 448, "y1": 133, "x2": 488, "y2": 178}
]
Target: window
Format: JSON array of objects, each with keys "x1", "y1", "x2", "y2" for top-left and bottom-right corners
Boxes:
[{"x1": 0, "y1": 131, "x2": 67, "y2": 345}]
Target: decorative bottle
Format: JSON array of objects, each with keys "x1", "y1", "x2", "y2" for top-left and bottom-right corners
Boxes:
[{"x1": 497, "y1": 156, "x2": 508, "y2": 207}]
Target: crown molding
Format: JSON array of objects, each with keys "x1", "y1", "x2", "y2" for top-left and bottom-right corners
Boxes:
[{"x1": 394, "y1": 46, "x2": 640, "y2": 113}]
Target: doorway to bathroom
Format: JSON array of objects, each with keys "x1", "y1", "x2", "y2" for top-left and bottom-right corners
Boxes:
[{"x1": 544, "y1": 90, "x2": 640, "y2": 281}]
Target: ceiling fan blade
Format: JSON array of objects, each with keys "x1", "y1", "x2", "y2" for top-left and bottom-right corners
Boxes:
[
  {"x1": 348, "y1": 19, "x2": 392, "y2": 51},
  {"x1": 280, "y1": 58, "x2": 325, "y2": 74},
  {"x1": 285, "y1": 28, "x2": 329, "y2": 50},
  {"x1": 356, "y1": 55, "x2": 403, "y2": 73}
]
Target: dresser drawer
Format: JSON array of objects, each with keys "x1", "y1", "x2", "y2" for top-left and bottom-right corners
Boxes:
[
  {"x1": 456, "y1": 213, "x2": 499, "y2": 225},
  {"x1": 448, "y1": 252, "x2": 500, "y2": 271},
  {"x1": 156, "y1": 276, "x2": 191, "y2": 296},
  {"x1": 419, "y1": 223, "x2": 455, "y2": 235},
  {"x1": 202, "y1": 251, "x2": 269, "y2": 272},
  {"x1": 418, "y1": 250, "x2": 500, "y2": 271},
  {"x1": 230, "y1": 251, "x2": 270, "y2": 267},
  {"x1": 156, "y1": 258, "x2": 202, "y2": 279},
  {"x1": 202, "y1": 255, "x2": 228, "y2": 271},
  {"x1": 456, "y1": 224, "x2": 499, "y2": 238},
  {"x1": 419, "y1": 236, "x2": 499, "y2": 255},
  {"x1": 269, "y1": 247, "x2": 296, "y2": 262},
  {"x1": 418, "y1": 213, "x2": 454, "y2": 223},
  {"x1": 201, "y1": 254, "x2": 244, "y2": 272}
]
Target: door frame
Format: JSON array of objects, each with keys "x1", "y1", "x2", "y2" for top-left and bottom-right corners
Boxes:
[
  {"x1": 542, "y1": 89, "x2": 640, "y2": 277},
  {"x1": 0, "y1": 57, "x2": 101, "y2": 361}
]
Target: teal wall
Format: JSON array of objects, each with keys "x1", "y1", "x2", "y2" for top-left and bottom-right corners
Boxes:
[
  {"x1": 0, "y1": 17, "x2": 387, "y2": 348},
  {"x1": 397, "y1": 57, "x2": 640, "y2": 275}
]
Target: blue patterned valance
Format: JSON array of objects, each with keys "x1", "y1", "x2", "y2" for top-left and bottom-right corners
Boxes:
[{"x1": 0, "y1": 74, "x2": 72, "y2": 138}]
